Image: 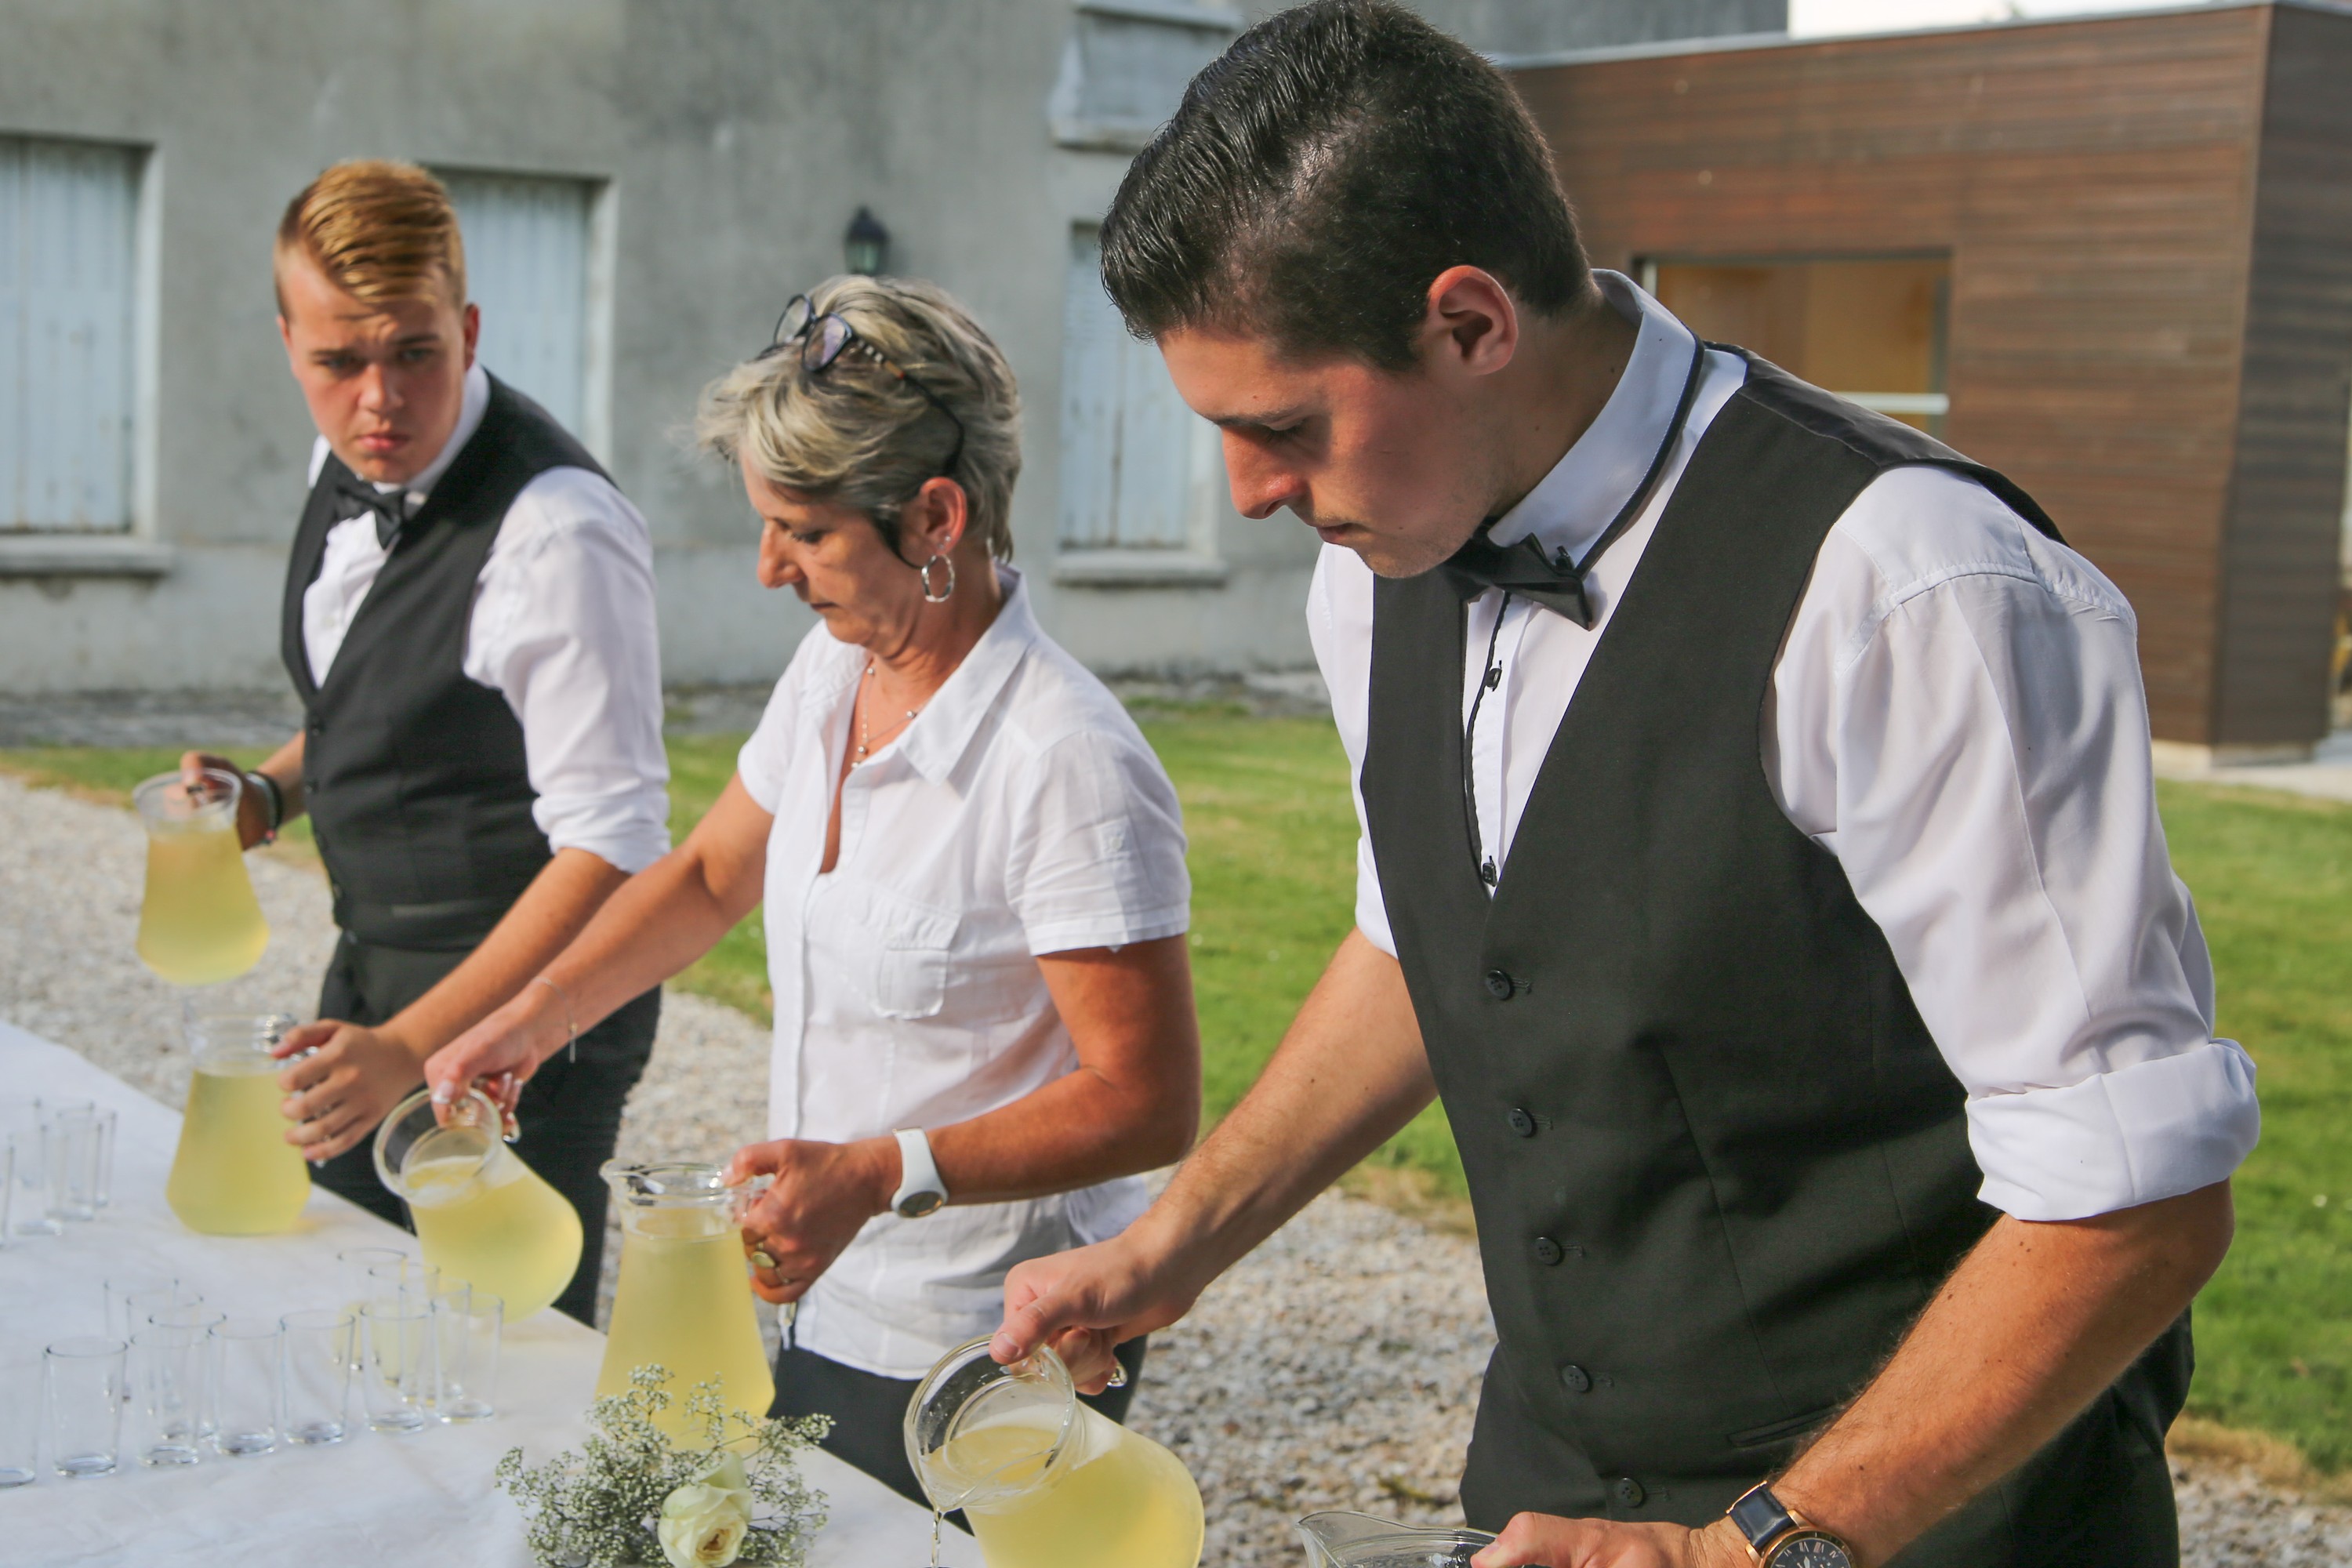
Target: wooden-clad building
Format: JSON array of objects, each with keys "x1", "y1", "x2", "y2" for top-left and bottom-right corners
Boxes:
[{"x1": 1507, "y1": 0, "x2": 2352, "y2": 757}]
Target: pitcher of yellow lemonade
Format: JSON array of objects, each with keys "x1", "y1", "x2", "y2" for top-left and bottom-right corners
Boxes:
[
  {"x1": 594, "y1": 1161, "x2": 776, "y2": 1437},
  {"x1": 371, "y1": 1086, "x2": 581, "y2": 1323},
  {"x1": 132, "y1": 768, "x2": 270, "y2": 986},
  {"x1": 166, "y1": 1011, "x2": 311, "y2": 1234},
  {"x1": 906, "y1": 1338, "x2": 1203, "y2": 1568}
]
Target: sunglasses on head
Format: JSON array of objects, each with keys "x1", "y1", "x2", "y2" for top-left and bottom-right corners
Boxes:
[{"x1": 760, "y1": 294, "x2": 966, "y2": 477}]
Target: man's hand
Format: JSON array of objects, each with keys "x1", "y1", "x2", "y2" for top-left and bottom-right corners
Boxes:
[
  {"x1": 725, "y1": 1138, "x2": 901, "y2": 1305},
  {"x1": 179, "y1": 750, "x2": 274, "y2": 850},
  {"x1": 274, "y1": 1019, "x2": 426, "y2": 1161},
  {"x1": 990, "y1": 1227, "x2": 1208, "y2": 1393},
  {"x1": 1472, "y1": 1516, "x2": 1750, "y2": 1568}
]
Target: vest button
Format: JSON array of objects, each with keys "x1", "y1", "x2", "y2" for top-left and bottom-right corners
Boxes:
[
  {"x1": 1558, "y1": 1363, "x2": 1592, "y2": 1393},
  {"x1": 1532, "y1": 1235, "x2": 1564, "y2": 1266},
  {"x1": 1506, "y1": 1107, "x2": 1536, "y2": 1138},
  {"x1": 1612, "y1": 1476, "x2": 1646, "y2": 1508},
  {"x1": 1483, "y1": 968, "x2": 1515, "y2": 1000}
]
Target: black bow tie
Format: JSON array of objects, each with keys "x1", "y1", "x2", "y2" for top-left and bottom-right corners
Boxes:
[
  {"x1": 334, "y1": 477, "x2": 417, "y2": 550},
  {"x1": 1438, "y1": 527, "x2": 1597, "y2": 626}
]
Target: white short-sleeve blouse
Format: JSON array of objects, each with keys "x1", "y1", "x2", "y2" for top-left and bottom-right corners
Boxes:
[{"x1": 735, "y1": 565, "x2": 1191, "y2": 1377}]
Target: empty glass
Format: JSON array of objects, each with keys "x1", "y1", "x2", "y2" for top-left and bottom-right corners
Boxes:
[
  {"x1": 45, "y1": 1337, "x2": 129, "y2": 1479},
  {"x1": 5, "y1": 1124, "x2": 60, "y2": 1240},
  {"x1": 210, "y1": 1319, "x2": 282, "y2": 1457},
  {"x1": 365, "y1": 1257, "x2": 442, "y2": 1312},
  {"x1": 0, "y1": 1359, "x2": 38, "y2": 1487},
  {"x1": 129, "y1": 1283, "x2": 206, "y2": 1334},
  {"x1": 104, "y1": 1272, "x2": 180, "y2": 1341},
  {"x1": 281, "y1": 1310, "x2": 354, "y2": 1445},
  {"x1": 359, "y1": 1301, "x2": 433, "y2": 1433},
  {"x1": 130, "y1": 1323, "x2": 210, "y2": 1467},
  {"x1": 432, "y1": 1288, "x2": 501, "y2": 1423},
  {"x1": 48, "y1": 1106, "x2": 104, "y2": 1222},
  {"x1": 150, "y1": 1303, "x2": 223, "y2": 1438}
]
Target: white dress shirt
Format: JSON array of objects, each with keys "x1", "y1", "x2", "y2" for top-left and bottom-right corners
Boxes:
[
  {"x1": 1309, "y1": 270, "x2": 2259, "y2": 1225},
  {"x1": 737, "y1": 567, "x2": 1191, "y2": 1377},
  {"x1": 302, "y1": 362, "x2": 671, "y2": 873}
]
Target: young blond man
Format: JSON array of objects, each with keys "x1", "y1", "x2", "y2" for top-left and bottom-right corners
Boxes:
[{"x1": 181, "y1": 161, "x2": 668, "y2": 1322}]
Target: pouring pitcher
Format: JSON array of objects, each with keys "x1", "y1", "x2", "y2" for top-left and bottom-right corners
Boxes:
[
  {"x1": 165, "y1": 1011, "x2": 310, "y2": 1235},
  {"x1": 1296, "y1": 1513, "x2": 1497, "y2": 1568},
  {"x1": 132, "y1": 768, "x2": 269, "y2": 987},
  {"x1": 372, "y1": 1086, "x2": 581, "y2": 1323},
  {"x1": 594, "y1": 1160, "x2": 775, "y2": 1437},
  {"x1": 905, "y1": 1338, "x2": 1204, "y2": 1568}
]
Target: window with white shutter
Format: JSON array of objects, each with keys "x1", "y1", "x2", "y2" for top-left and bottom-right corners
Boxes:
[
  {"x1": 440, "y1": 170, "x2": 597, "y2": 439},
  {"x1": 0, "y1": 136, "x2": 141, "y2": 533},
  {"x1": 1058, "y1": 226, "x2": 1210, "y2": 554}
]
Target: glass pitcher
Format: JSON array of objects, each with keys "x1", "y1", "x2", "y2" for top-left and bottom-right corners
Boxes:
[
  {"x1": 595, "y1": 1160, "x2": 776, "y2": 1438},
  {"x1": 1296, "y1": 1513, "x2": 1496, "y2": 1568},
  {"x1": 165, "y1": 1012, "x2": 310, "y2": 1235},
  {"x1": 905, "y1": 1338, "x2": 1204, "y2": 1568},
  {"x1": 132, "y1": 768, "x2": 270, "y2": 987},
  {"x1": 372, "y1": 1086, "x2": 581, "y2": 1323}
]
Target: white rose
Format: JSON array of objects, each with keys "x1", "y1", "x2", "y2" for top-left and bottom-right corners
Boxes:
[{"x1": 657, "y1": 1480, "x2": 753, "y2": 1568}]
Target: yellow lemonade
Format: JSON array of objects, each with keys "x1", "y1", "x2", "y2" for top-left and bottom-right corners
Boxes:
[
  {"x1": 167, "y1": 1065, "x2": 310, "y2": 1235},
  {"x1": 597, "y1": 1206, "x2": 775, "y2": 1437},
  {"x1": 942, "y1": 1410, "x2": 1204, "y2": 1568},
  {"x1": 136, "y1": 823, "x2": 269, "y2": 986},
  {"x1": 404, "y1": 1131, "x2": 582, "y2": 1322}
]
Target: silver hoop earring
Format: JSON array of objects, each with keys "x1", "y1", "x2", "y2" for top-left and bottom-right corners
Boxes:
[{"x1": 920, "y1": 554, "x2": 955, "y2": 604}]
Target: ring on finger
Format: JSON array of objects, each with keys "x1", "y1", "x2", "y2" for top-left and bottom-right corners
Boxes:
[
  {"x1": 750, "y1": 1250, "x2": 777, "y2": 1270},
  {"x1": 1104, "y1": 1361, "x2": 1130, "y2": 1390}
]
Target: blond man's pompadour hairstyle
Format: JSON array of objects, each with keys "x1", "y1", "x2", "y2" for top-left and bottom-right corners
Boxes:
[
  {"x1": 274, "y1": 159, "x2": 466, "y2": 316},
  {"x1": 696, "y1": 275, "x2": 1022, "y2": 562}
]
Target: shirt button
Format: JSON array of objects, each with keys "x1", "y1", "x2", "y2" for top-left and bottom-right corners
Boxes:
[
  {"x1": 1532, "y1": 1236, "x2": 1564, "y2": 1266},
  {"x1": 1483, "y1": 664, "x2": 1501, "y2": 690},
  {"x1": 1558, "y1": 1363, "x2": 1592, "y2": 1393},
  {"x1": 1612, "y1": 1476, "x2": 1646, "y2": 1508},
  {"x1": 1506, "y1": 1108, "x2": 1536, "y2": 1138},
  {"x1": 1483, "y1": 969, "x2": 1515, "y2": 1000}
]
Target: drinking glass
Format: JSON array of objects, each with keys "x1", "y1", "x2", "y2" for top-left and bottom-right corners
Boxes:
[
  {"x1": 129, "y1": 1323, "x2": 210, "y2": 1467},
  {"x1": 432, "y1": 1288, "x2": 501, "y2": 1423},
  {"x1": 365, "y1": 1257, "x2": 441, "y2": 1312},
  {"x1": 129, "y1": 1283, "x2": 206, "y2": 1334},
  {"x1": 104, "y1": 1271, "x2": 180, "y2": 1341},
  {"x1": 49, "y1": 1108, "x2": 105, "y2": 1222},
  {"x1": 0, "y1": 1359, "x2": 39, "y2": 1487},
  {"x1": 339, "y1": 1246, "x2": 408, "y2": 1306},
  {"x1": 359, "y1": 1301, "x2": 433, "y2": 1433},
  {"x1": 149, "y1": 1303, "x2": 223, "y2": 1437},
  {"x1": 45, "y1": 1337, "x2": 129, "y2": 1479},
  {"x1": 209, "y1": 1318, "x2": 281, "y2": 1457},
  {"x1": 280, "y1": 1310, "x2": 354, "y2": 1445},
  {"x1": 5, "y1": 1125, "x2": 60, "y2": 1240}
]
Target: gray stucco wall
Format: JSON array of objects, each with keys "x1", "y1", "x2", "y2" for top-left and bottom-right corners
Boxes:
[{"x1": 0, "y1": 0, "x2": 1783, "y2": 695}]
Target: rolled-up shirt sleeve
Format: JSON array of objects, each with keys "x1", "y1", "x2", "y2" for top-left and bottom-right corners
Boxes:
[
  {"x1": 466, "y1": 467, "x2": 672, "y2": 874},
  {"x1": 1777, "y1": 470, "x2": 2259, "y2": 1221},
  {"x1": 1006, "y1": 724, "x2": 1191, "y2": 957}
]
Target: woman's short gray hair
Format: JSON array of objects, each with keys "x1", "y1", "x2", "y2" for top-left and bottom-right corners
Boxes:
[{"x1": 696, "y1": 275, "x2": 1022, "y2": 561}]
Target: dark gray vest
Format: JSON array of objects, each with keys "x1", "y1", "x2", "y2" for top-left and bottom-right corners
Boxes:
[
  {"x1": 281, "y1": 376, "x2": 608, "y2": 950},
  {"x1": 1363, "y1": 354, "x2": 2188, "y2": 1563}
]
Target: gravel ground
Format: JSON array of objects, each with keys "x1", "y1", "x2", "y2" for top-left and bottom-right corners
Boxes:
[{"x1": 2, "y1": 770, "x2": 2342, "y2": 1566}]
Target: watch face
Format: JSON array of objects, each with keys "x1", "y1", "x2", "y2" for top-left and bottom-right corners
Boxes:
[
  {"x1": 1773, "y1": 1534, "x2": 1852, "y2": 1568},
  {"x1": 896, "y1": 1190, "x2": 945, "y2": 1218}
]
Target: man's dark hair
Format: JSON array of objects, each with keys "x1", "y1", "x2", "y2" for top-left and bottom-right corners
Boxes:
[{"x1": 1099, "y1": 0, "x2": 1592, "y2": 371}]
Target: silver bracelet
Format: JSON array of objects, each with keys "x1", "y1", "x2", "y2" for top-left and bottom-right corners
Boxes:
[{"x1": 531, "y1": 974, "x2": 579, "y2": 1063}]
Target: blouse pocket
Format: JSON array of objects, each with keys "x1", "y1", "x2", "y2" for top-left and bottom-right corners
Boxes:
[{"x1": 822, "y1": 879, "x2": 960, "y2": 1022}]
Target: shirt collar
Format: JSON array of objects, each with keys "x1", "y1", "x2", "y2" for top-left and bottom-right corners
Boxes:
[
  {"x1": 1486, "y1": 270, "x2": 1700, "y2": 563},
  {"x1": 889, "y1": 564, "x2": 1040, "y2": 784},
  {"x1": 375, "y1": 360, "x2": 492, "y2": 503}
]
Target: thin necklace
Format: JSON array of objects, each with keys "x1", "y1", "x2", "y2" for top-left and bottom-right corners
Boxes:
[{"x1": 854, "y1": 659, "x2": 922, "y2": 764}]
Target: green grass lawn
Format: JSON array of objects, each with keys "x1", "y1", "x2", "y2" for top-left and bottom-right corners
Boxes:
[{"x1": 5, "y1": 725, "x2": 2347, "y2": 1472}]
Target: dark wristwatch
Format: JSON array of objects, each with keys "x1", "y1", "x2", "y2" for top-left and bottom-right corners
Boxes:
[{"x1": 1728, "y1": 1482, "x2": 1854, "y2": 1568}]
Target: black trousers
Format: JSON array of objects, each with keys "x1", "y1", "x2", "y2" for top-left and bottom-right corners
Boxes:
[
  {"x1": 308, "y1": 931, "x2": 659, "y2": 1326},
  {"x1": 768, "y1": 1334, "x2": 1150, "y2": 1516}
]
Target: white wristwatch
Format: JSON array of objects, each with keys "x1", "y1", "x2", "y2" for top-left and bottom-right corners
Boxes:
[{"x1": 891, "y1": 1127, "x2": 947, "y2": 1218}]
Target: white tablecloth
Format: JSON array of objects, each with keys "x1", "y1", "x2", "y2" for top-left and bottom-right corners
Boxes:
[{"x1": 0, "y1": 1019, "x2": 983, "y2": 1568}]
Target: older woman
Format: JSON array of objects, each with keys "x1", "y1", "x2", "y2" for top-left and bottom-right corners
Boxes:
[{"x1": 428, "y1": 276, "x2": 1199, "y2": 1502}]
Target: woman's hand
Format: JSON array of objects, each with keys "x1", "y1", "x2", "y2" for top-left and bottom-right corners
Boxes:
[
  {"x1": 425, "y1": 984, "x2": 570, "y2": 1119},
  {"x1": 725, "y1": 1137, "x2": 902, "y2": 1305},
  {"x1": 274, "y1": 1020, "x2": 426, "y2": 1162}
]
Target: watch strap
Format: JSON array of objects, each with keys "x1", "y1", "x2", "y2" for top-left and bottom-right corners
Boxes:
[
  {"x1": 1729, "y1": 1483, "x2": 1852, "y2": 1567},
  {"x1": 891, "y1": 1127, "x2": 946, "y2": 1218}
]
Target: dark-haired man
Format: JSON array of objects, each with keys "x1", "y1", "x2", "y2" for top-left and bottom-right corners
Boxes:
[{"x1": 992, "y1": 4, "x2": 2256, "y2": 1565}]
